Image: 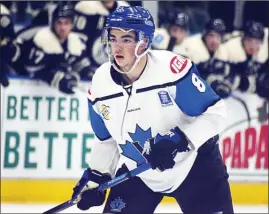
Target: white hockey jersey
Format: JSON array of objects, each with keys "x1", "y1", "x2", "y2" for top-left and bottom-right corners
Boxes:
[
  {"x1": 182, "y1": 34, "x2": 228, "y2": 65},
  {"x1": 222, "y1": 36, "x2": 267, "y2": 65},
  {"x1": 24, "y1": 27, "x2": 86, "y2": 75},
  {"x1": 87, "y1": 50, "x2": 226, "y2": 193}
]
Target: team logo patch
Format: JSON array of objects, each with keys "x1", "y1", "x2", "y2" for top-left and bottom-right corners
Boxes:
[
  {"x1": 170, "y1": 55, "x2": 188, "y2": 73},
  {"x1": 110, "y1": 197, "x2": 126, "y2": 212},
  {"x1": 100, "y1": 104, "x2": 110, "y2": 120},
  {"x1": 158, "y1": 91, "x2": 173, "y2": 107}
]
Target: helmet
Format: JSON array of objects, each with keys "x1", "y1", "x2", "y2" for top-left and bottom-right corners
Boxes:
[
  {"x1": 52, "y1": 3, "x2": 74, "y2": 25},
  {"x1": 243, "y1": 21, "x2": 264, "y2": 41},
  {"x1": 103, "y1": 6, "x2": 155, "y2": 47},
  {"x1": 205, "y1": 18, "x2": 226, "y2": 35},
  {"x1": 102, "y1": 6, "x2": 156, "y2": 74},
  {"x1": 170, "y1": 12, "x2": 189, "y2": 29}
]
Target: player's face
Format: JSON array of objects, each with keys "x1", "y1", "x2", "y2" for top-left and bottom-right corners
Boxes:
[
  {"x1": 54, "y1": 18, "x2": 73, "y2": 41},
  {"x1": 205, "y1": 32, "x2": 222, "y2": 52},
  {"x1": 109, "y1": 28, "x2": 145, "y2": 68},
  {"x1": 243, "y1": 37, "x2": 262, "y2": 55},
  {"x1": 169, "y1": 25, "x2": 187, "y2": 43},
  {"x1": 102, "y1": 0, "x2": 115, "y2": 9}
]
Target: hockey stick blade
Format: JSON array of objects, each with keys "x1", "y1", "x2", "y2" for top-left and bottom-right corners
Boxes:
[{"x1": 43, "y1": 162, "x2": 151, "y2": 214}]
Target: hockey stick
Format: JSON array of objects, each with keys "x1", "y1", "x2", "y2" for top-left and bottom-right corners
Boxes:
[
  {"x1": 43, "y1": 162, "x2": 151, "y2": 214},
  {"x1": 230, "y1": 93, "x2": 251, "y2": 127}
]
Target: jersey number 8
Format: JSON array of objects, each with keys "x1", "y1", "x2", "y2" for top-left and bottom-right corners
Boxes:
[{"x1": 192, "y1": 73, "x2": 206, "y2": 92}]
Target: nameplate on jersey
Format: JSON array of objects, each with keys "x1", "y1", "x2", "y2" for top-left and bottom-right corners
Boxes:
[{"x1": 158, "y1": 91, "x2": 173, "y2": 107}]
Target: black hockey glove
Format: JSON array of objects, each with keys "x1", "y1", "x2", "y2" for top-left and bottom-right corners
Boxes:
[
  {"x1": 256, "y1": 71, "x2": 269, "y2": 99},
  {"x1": 211, "y1": 80, "x2": 232, "y2": 99},
  {"x1": 146, "y1": 127, "x2": 190, "y2": 172},
  {"x1": 51, "y1": 71, "x2": 80, "y2": 94},
  {"x1": 72, "y1": 168, "x2": 111, "y2": 211}
]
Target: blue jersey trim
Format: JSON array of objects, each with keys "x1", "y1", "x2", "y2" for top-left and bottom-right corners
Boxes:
[
  {"x1": 174, "y1": 65, "x2": 221, "y2": 116},
  {"x1": 88, "y1": 92, "x2": 124, "y2": 105}
]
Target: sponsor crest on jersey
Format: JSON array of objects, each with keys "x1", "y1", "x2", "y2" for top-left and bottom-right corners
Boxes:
[
  {"x1": 110, "y1": 197, "x2": 126, "y2": 212},
  {"x1": 158, "y1": 90, "x2": 173, "y2": 107},
  {"x1": 170, "y1": 55, "x2": 188, "y2": 74},
  {"x1": 100, "y1": 104, "x2": 110, "y2": 120}
]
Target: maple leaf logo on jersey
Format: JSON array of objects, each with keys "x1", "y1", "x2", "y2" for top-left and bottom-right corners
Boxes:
[
  {"x1": 119, "y1": 125, "x2": 153, "y2": 166},
  {"x1": 110, "y1": 197, "x2": 126, "y2": 212}
]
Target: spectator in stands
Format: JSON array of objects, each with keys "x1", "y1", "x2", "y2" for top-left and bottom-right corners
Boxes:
[{"x1": 181, "y1": 18, "x2": 234, "y2": 99}]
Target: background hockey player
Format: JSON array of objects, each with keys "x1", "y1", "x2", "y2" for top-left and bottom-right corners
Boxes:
[
  {"x1": 222, "y1": 21, "x2": 268, "y2": 98},
  {"x1": 152, "y1": 12, "x2": 189, "y2": 56},
  {"x1": 0, "y1": 3, "x2": 16, "y2": 87},
  {"x1": 71, "y1": 6, "x2": 234, "y2": 214},
  {"x1": 182, "y1": 18, "x2": 235, "y2": 98},
  {"x1": 20, "y1": 3, "x2": 93, "y2": 94},
  {"x1": 73, "y1": 0, "x2": 129, "y2": 70}
]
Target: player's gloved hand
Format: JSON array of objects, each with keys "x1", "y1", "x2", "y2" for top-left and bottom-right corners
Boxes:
[
  {"x1": 51, "y1": 71, "x2": 80, "y2": 94},
  {"x1": 146, "y1": 127, "x2": 190, "y2": 172},
  {"x1": 256, "y1": 71, "x2": 269, "y2": 99},
  {"x1": 211, "y1": 80, "x2": 232, "y2": 99},
  {"x1": 72, "y1": 168, "x2": 111, "y2": 210}
]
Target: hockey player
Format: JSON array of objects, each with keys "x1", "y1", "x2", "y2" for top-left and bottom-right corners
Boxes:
[
  {"x1": 222, "y1": 21, "x2": 268, "y2": 96},
  {"x1": 181, "y1": 18, "x2": 235, "y2": 98},
  {"x1": 73, "y1": 1, "x2": 129, "y2": 69},
  {"x1": 152, "y1": 12, "x2": 189, "y2": 56},
  {"x1": 0, "y1": 3, "x2": 15, "y2": 87},
  {"x1": 0, "y1": 3, "x2": 15, "y2": 43},
  {"x1": 255, "y1": 27, "x2": 268, "y2": 99},
  {"x1": 21, "y1": 3, "x2": 93, "y2": 94},
  {"x1": 71, "y1": 6, "x2": 234, "y2": 214}
]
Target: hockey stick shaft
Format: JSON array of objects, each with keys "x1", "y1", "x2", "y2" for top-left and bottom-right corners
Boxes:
[{"x1": 43, "y1": 162, "x2": 151, "y2": 213}]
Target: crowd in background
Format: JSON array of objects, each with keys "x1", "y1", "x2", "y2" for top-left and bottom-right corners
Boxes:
[{"x1": 0, "y1": 1, "x2": 268, "y2": 99}]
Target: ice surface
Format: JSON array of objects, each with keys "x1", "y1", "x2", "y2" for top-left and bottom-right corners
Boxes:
[{"x1": 1, "y1": 203, "x2": 268, "y2": 213}]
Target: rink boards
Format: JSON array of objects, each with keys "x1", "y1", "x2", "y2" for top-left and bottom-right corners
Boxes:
[
  {"x1": 1, "y1": 179, "x2": 268, "y2": 204},
  {"x1": 1, "y1": 79, "x2": 268, "y2": 205}
]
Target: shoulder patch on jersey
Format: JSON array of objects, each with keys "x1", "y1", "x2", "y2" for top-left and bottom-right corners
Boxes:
[
  {"x1": 34, "y1": 27, "x2": 63, "y2": 53},
  {"x1": 75, "y1": 1, "x2": 109, "y2": 16},
  {"x1": 170, "y1": 55, "x2": 188, "y2": 74},
  {"x1": 148, "y1": 50, "x2": 193, "y2": 84}
]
